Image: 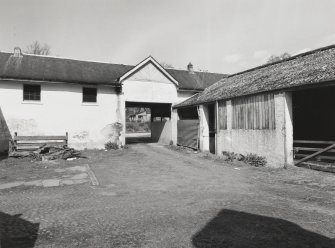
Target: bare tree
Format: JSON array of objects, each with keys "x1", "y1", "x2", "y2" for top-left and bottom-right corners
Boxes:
[
  {"x1": 25, "y1": 41, "x2": 51, "y2": 55},
  {"x1": 160, "y1": 62, "x2": 174, "y2": 69},
  {"x1": 267, "y1": 53, "x2": 291, "y2": 63}
]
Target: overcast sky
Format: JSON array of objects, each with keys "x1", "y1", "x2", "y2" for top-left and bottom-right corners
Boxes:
[{"x1": 0, "y1": 0, "x2": 335, "y2": 74}]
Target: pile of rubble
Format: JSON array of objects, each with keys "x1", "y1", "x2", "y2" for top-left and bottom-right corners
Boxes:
[{"x1": 9, "y1": 144, "x2": 81, "y2": 161}]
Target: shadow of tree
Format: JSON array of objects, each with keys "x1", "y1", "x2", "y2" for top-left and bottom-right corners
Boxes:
[
  {"x1": 0, "y1": 212, "x2": 39, "y2": 248},
  {"x1": 192, "y1": 209, "x2": 334, "y2": 248},
  {"x1": 126, "y1": 137, "x2": 154, "y2": 144}
]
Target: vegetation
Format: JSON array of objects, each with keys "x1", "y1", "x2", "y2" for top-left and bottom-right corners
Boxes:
[
  {"x1": 267, "y1": 53, "x2": 291, "y2": 63},
  {"x1": 244, "y1": 153, "x2": 267, "y2": 167},
  {"x1": 222, "y1": 151, "x2": 266, "y2": 167},
  {"x1": 25, "y1": 41, "x2": 51, "y2": 55},
  {"x1": 104, "y1": 141, "x2": 119, "y2": 150},
  {"x1": 126, "y1": 121, "x2": 150, "y2": 133}
]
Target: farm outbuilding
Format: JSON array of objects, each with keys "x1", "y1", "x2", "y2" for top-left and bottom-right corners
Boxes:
[
  {"x1": 0, "y1": 48, "x2": 226, "y2": 153},
  {"x1": 173, "y1": 45, "x2": 335, "y2": 168}
]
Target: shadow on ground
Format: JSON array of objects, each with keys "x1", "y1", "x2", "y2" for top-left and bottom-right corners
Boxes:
[
  {"x1": 192, "y1": 209, "x2": 334, "y2": 248},
  {"x1": 0, "y1": 212, "x2": 39, "y2": 248},
  {"x1": 0, "y1": 154, "x2": 8, "y2": 162},
  {"x1": 126, "y1": 137, "x2": 154, "y2": 144}
]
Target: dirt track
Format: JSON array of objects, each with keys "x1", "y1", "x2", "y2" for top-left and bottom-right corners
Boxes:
[{"x1": 0, "y1": 143, "x2": 334, "y2": 247}]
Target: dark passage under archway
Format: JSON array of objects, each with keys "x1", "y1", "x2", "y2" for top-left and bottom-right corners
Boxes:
[{"x1": 125, "y1": 102, "x2": 171, "y2": 144}]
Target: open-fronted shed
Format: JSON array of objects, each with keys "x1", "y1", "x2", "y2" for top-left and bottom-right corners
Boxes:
[{"x1": 173, "y1": 45, "x2": 335, "y2": 168}]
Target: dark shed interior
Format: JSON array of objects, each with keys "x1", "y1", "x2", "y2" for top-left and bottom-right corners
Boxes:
[{"x1": 293, "y1": 85, "x2": 335, "y2": 141}]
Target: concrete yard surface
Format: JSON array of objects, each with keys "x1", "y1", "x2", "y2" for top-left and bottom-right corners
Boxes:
[{"x1": 0, "y1": 143, "x2": 334, "y2": 247}]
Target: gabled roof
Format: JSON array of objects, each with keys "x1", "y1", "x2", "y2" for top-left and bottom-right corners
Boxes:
[
  {"x1": 174, "y1": 45, "x2": 335, "y2": 108},
  {"x1": 119, "y1": 56, "x2": 180, "y2": 86},
  {"x1": 0, "y1": 51, "x2": 132, "y2": 85},
  {"x1": 0, "y1": 50, "x2": 226, "y2": 90}
]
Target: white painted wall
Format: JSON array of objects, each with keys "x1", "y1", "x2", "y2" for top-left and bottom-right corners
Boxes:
[
  {"x1": 122, "y1": 62, "x2": 198, "y2": 145},
  {"x1": 151, "y1": 121, "x2": 172, "y2": 144},
  {"x1": 215, "y1": 92, "x2": 293, "y2": 168},
  {"x1": 0, "y1": 62, "x2": 200, "y2": 152},
  {"x1": 0, "y1": 80, "x2": 122, "y2": 152},
  {"x1": 199, "y1": 105, "x2": 210, "y2": 152},
  {"x1": 123, "y1": 63, "x2": 179, "y2": 103},
  {"x1": 177, "y1": 91, "x2": 196, "y2": 103}
]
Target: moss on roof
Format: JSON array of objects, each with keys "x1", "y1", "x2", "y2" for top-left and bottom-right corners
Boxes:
[{"x1": 174, "y1": 45, "x2": 335, "y2": 108}]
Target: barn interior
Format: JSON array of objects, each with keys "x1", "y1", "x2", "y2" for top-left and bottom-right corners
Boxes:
[{"x1": 292, "y1": 84, "x2": 335, "y2": 163}]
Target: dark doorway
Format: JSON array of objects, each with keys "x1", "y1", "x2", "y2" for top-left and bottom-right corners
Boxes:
[
  {"x1": 293, "y1": 86, "x2": 335, "y2": 141},
  {"x1": 292, "y1": 85, "x2": 335, "y2": 163},
  {"x1": 125, "y1": 102, "x2": 172, "y2": 144},
  {"x1": 207, "y1": 104, "x2": 216, "y2": 154}
]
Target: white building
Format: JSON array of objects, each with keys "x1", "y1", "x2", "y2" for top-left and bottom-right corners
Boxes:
[{"x1": 0, "y1": 48, "x2": 225, "y2": 153}]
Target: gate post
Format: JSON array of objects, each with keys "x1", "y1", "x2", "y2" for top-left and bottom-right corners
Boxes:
[
  {"x1": 171, "y1": 108, "x2": 178, "y2": 145},
  {"x1": 199, "y1": 104, "x2": 210, "y2": 152}
]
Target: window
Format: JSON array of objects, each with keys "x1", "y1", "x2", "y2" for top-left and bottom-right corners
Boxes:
[
  {"x1": 83, "y1": 87, "x2": 97, "y2": 103},
  {"x1": 23, "y1": 84, "x2": 41, "y2": 101}
]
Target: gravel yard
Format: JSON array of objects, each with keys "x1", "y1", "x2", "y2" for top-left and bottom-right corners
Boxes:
[{"x1": 0, "y1": 143, "x2": 334, "y2": 247}]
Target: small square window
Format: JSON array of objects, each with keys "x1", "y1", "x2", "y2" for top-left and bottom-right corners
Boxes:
[
  {"x1": 83, "y1": 87, "x2": 97, "y2": 103},
  {"x1": 23, "y1": 84, "x2": 41, "y2": 101}
]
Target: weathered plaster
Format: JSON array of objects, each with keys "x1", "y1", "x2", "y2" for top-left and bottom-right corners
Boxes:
[
  {"x1": 122, "y1": 63, "x2": 178, "y2": 103},
  {"x1": 0, "y1": 80, "x2": 122, "y2": 150},
  {"x1": 215, "y1": 92, "x2": 293, "y2": 168}
]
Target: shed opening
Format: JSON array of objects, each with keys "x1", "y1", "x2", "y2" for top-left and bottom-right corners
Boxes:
[{"x1": 293, "y1": 85, "x2": 335, "y2": 164}]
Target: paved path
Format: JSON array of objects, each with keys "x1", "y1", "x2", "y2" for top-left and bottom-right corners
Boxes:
[
  {"x1": 0, "y1": 165, "x2": 91, "y2": 190},
  {"x1": 0, "y1": 143, "x2": 334, "y2": 247}
]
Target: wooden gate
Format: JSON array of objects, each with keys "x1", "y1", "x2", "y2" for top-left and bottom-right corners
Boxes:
[{"x1": 177, "y1": 120, "x2": 199, "y2": 149}]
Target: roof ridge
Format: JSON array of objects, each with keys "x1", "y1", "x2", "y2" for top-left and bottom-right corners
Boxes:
[
  {"x1": 166, "y1": 67, "x2": 226, "y2": 75},
  {"x1": 227, "y1": 44, "x2": 335, "y2": 78}
]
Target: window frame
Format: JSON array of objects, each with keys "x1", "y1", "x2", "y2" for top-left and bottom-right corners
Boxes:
[
  {"x1": 82, "y1": 87, "x2": 98, "y2": 103},
  {"x1": 23, "y1": 84, "x2": 41, "y2": 102}
]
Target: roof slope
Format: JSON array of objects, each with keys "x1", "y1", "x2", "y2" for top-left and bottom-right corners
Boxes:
[
  {"x1": 0, "y1": 52, "x2": 132, "y2": 85},
  {"x1": 0, "y1": 51, "x2": 226, "y2": 89},
  {"x1": 166, "y1": 69, "x2": 226, "y2": 90},
  {"x1": 174, "y1": 45, "x2": 335, "y2": 108}
]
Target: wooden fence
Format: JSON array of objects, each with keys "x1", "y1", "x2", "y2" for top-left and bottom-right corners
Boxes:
[
  {"x1": 232, "y1": 93, "x2": 275, "y2": 130},
  {"x1": 218, "y1": 100, "x2": 227, "y2": 130},
  {"x1": 294, "y1": 140, "x2": 335, "y2": 164}
]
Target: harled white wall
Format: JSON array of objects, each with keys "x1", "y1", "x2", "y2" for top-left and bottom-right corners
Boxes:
[
  {"x1": 0, "y1": 80, "x2": 122, "y2": 152},
  {"x1": 123, "y1": 63, "x2": 178, "y2": 103},
  {"x1": 122, "y1": 62, "x2": 198, "y2": 145},
  {"x1": 215, "y1": 92, "x2": 293, "y2": 168}
]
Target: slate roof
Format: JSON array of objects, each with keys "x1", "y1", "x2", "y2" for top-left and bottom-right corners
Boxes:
[
  {"x1": 174, "y1": 45, "x2": 335, "y2": 108},
  {"x1": 0, "y1": 52, "x2": 132, "y2": 85},
  {"x1": 0, "y1": 51, "x2": 226, "y2": 90},
  {"x1": 166, "y1": 69, "x2": 226, "y2": 90}
]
